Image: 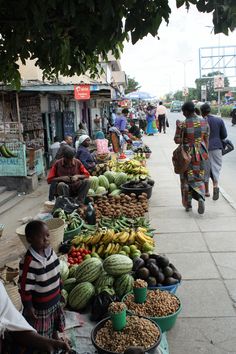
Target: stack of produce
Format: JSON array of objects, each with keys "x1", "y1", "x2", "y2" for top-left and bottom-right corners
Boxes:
[
  {"x1": 88, "y1": 172, "x2": 128, "y2": 197},
  {"x1": 53, "y1": 209, "x2": 83, "y2": 232},
  {"x1": 89, "y1": 193, "x2": 148, "y2": 220},
  {"x1": 91, "y1": 162, "x2": 110, "y2": 176},
  {"x1": 97, "y1": 216, "x2": 154, "y2": 233},
  {"x1": 71, "y1": 226, "x2": 155, "y2": 258},
  {"x1": 61, "y1": 254, "x2": 135, "y2": 310},
  {"x1": 133, "y1": 145, "x2": 152, "y2": 155},
  {"x1": 67, "y1": 247, "x2": 92, "y2": 265},
  {"x1": 132, "y1": 253, "x2": 182, "y2": 287},
  {"x1": 108, "y1": 159, "x2": 149, "y2": 181},
  {"x1": 122, "y1": 178, "x2": 154, "y2": 189}
]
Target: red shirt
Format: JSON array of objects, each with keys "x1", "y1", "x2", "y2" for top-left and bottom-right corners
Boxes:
[{"x1": 47, "y1": 158, "x2": 90, "y2": 184}]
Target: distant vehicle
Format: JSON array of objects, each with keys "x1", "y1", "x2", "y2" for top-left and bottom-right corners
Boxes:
[{"x1": 170, "y1": 101, "x2": 182, "y2": 112}]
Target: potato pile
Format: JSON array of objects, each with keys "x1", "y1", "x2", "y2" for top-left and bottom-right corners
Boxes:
[{"x1": 91, "y1": 193, "x2": 148, "y2": 220}]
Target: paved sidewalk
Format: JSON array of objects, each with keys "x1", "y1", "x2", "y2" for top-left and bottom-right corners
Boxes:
[
  {"x1": 0, "y1": 181, "x2": 48, "y2": 266},
  {"x1": 145, "y1": 133, "x2": 236, "y2": 354}
]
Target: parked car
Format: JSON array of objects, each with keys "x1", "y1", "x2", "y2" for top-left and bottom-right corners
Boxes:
[{"x1": 170, "y1": 101, "x2": 182, "y2": 112}]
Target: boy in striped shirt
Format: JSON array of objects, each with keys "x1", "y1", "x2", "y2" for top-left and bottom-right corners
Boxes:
[{"x1": 18, "y1": 220, "x2": 65, "y2": 339}]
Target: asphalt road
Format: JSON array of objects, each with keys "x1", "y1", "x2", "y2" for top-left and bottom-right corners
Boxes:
[{"x1": 167, "y1": 111, "x2": 236, "y2": 204}]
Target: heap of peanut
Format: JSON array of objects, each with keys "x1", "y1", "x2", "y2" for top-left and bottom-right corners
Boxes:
[
  {"x1": 133, "y1": 279, "x2": 148, "y2": 288},
  {"x1": 108, "y1": 302, "x2": 126, "y2": 314},
  {"x1": 95, "y1": 316, "x2": 160, "y2": 353},
  {"x1": 124, "y1": 290, "x2": 180, "y2": 317}
]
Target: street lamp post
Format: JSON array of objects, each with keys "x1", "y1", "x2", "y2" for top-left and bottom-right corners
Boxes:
[{"x1": 178, "y1": 59, "x2": 192, "y2": 101}]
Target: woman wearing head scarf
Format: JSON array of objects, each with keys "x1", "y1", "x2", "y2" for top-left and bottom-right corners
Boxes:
[
  {"x1": 174, "y1": 102, "x2": 209, "y2": 214},
  {"x1": 76, "y1": 135, "x2": 96, "y2": 172},
  {"x1": 95, "y1": 131, "x2": 110, "y2": 163},
  {"x1": 146, "y1": 107, "x2": 158, "y2": 136}
]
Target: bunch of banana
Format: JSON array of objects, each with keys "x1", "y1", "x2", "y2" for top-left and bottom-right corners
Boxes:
[
  {"x1": 135, "y1": 230, "x2": 155, "y2": 246},
  {"x1": 0, "y1": 145, "x2": 17, "y2": 158},
  {"x1": 71, "y1": 227, "x2": 155, "y2": 252}
]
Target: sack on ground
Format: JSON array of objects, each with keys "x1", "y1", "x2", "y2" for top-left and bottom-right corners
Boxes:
[{"x1": 172, "y1": 145, "x2": 191, "y2": 174}]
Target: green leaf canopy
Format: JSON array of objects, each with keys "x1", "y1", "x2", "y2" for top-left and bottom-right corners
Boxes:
[{"x1": 0, "y1": 0, "x2": 235, "y2": 87}]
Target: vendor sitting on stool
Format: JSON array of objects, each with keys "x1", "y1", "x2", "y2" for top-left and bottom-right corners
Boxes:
[
  {"x1": 128, "y1": 121, "x2": 141, "y2": 139},
  {"x1": 47, "y1": 146, "x2": 90, "y2": 202},
  {"x1": 76, "y1": 135, "x2": 96, "y2": 173},
  {"x1": 95, "y1": 131, "x2": 110, "y2": 162}
]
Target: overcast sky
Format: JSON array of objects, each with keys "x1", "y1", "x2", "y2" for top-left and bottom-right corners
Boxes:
[{"x1": 120, "y1": 0, "x2": 236, "y2": 98}]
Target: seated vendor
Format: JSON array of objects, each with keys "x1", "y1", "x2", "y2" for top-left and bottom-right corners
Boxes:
[
  {"x1": 95, "y1": 131, "x2": 109, "y2": 154},
  {"x1": 47, "y1": 146, "x2": 90, "y2": 202},
  {"x1": 76, "y1": 135, "x2": 96, "y2": 172},
  {"x1": 0, "y1": 282, "x2": 69, "y2": 354},
  {"x1": 129, "y1": 121, "x2": 141, "y2": 139}
]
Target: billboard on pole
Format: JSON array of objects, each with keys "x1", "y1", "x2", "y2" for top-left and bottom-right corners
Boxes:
[{"x1": 214, "y1": 75, "x2": 224, "y2": 90}]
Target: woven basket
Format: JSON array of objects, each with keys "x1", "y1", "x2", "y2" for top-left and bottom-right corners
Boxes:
[
  {"x1": 16, "y1": 218, "x2": 65, "y2": 253},
  {"x1": 16, "y1": 224, "x2": 28, "y2": 250},
  {"x1": 5, "y1": 282, "x2": 22, "y2": 311},
  {"x1": 45, "y1": 218, "x2": 65, "y2": 253}
]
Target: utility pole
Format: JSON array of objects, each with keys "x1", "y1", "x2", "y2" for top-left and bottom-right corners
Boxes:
[{"x1": 178, "y1": 59, "x2": 192, "y2": 101}]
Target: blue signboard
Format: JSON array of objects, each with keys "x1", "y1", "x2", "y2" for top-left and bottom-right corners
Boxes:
[{"x1": 0, "y1": 142, "x2": 27, "y2": 176}]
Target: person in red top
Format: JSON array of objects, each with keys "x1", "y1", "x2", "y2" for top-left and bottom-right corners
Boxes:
[{"x1": 47, "y1": 146, "x2": 90, "y2": 202}]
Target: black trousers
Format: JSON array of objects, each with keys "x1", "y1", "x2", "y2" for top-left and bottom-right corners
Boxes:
[{"x1": 158, "y1": 114, "x2": 166, "y2": 133}]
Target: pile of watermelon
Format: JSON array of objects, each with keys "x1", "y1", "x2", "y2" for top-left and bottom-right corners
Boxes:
[
  {"x1": 88, "y1": 172, "x2": 128, "y2": 197},
  {"x1": 60, "y1": 254, "x2": 134, "y2": 311}
]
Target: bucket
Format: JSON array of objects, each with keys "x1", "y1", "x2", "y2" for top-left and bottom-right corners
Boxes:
[{"x1": 16, "y1": 218, "x2": 65, "y2": 253}]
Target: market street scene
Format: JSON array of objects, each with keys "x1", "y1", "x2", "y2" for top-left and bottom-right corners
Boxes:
[{"x1": 0, "y1": 1, "x2": 236, "y2": 354}]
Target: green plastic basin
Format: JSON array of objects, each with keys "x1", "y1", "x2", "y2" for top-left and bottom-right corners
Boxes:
[
  {"x1": 149, "y1": 301, "x2": 182, "y2": 332},
  {"x1": 64, "y1": 220, "x2": 83, "y2": 241},
  {"x1": 123, "y1": 291, "x2": 182, "y2": 333}
]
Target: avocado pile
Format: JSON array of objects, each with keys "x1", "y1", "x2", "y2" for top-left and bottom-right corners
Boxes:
[
  {"x1": 132, "y1": 253, "x2": 182, "y2": 287},
  {"x1": 125, "y1": 178, "x2": 155, "y2": 189}
]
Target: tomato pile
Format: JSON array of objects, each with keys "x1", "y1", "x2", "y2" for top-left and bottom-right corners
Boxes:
[{"x1": 68, "y1": 246, "x2": 91, "y2": 265}]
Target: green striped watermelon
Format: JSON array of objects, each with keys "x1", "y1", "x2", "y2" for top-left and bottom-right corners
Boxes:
[
  {"x1": 63, "y1": 278, "x2": 77, "y2": 293},
  {"x1": 114, "y1": 274, "x2": 134, "y2": 298},
  {"x1": 75, "y1": 258, "x2": 102, "y2": 283},
  {"x1": 90, "y1": 176, "x2": 99, "y2": 191},
  {"x1": 69, "y1": 265, "x2": 78, "y2": 278},
  {"x1": 95, "y1": 272, "x2": 114, "y2": 290},
  {"x1": 60, "y1": 260, "x2": 69, "y2": 281},
  {"x1": 68, "y1": 282, "x2": 95, "y2": 310},
  {"x1": 114, "y1": 172, "x2": 127, "y2": 187},
  {"x1": 104, "y1": 171, "x2": 115, "y2": 183},
  {"x1": 103, "y1": 254, "x2": 133, "y2": 276},
  {"x1": 98, "y1": 175, "x2": 110, "y2": 190}
]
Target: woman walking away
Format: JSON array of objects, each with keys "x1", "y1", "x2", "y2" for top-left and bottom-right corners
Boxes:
[
  {"x1": 18, "y1": 220, "x2": 65, "y2": 340},
  {"x1": 174, "y1": 102, "x2": 209, "y2": 214},
  {"x1": 146, "y1": 107, "x2": 158, "y2": 136},
  {"x1": 201, "y1": 103, "x2": 227, "y2": 200}
]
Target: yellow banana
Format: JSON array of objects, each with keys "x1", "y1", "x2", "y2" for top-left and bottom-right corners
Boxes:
[
  {"x1": 97, "y1": 244, "x2": 104, "y2": 256},
  {"x1": 105, "y1": 243, "x2": 113, "y2": 254},
  {"x1": 137, "y1": 227, "x2": 148, "y2": 233},
  {"x1": 114, "y1": 243, "x2": 121, "y2": 254},
  {"x1": 118, "y1": 231, "x2": 130, "y2": 244},
  {"x1": 128, "y1": 230, "x2": 136, "y2": 244},
  {"x1": 90, "y1": 232, "x2": 102, "y2": 244}
]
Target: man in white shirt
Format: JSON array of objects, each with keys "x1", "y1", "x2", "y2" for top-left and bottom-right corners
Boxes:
[
  {"x1": 49, "y1": 136, "x2": 61, "y2": 161},
  {"x1": 0, "y1": 282, "x2": 69, "y2": 353},
  {"x1": 156, "y1": 101, "x2": 167, "y2": 133}
]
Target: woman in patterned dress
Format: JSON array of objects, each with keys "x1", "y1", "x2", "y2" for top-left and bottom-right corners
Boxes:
[{"x1": 174, "y1": 102, "x2": 209, "y2": 214}]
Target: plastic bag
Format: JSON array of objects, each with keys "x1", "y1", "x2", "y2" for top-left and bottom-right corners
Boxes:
[
  {"x1": 90, "y1": 291, "x2": 119, "y2": 322},
  {"x1": 53, "y1": 196, "x2": 79, "y2": 214}
]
